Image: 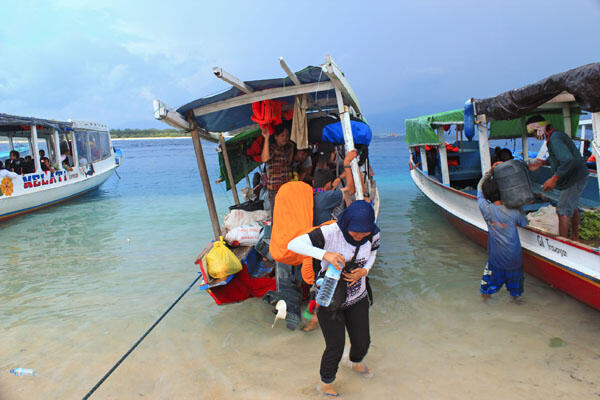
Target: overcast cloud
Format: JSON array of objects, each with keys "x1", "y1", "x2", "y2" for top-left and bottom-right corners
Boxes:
[{"x1": 1, "y1": 0, "x2": 599, "y2": 132}]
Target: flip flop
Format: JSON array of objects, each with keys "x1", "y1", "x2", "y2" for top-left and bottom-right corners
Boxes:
[{"x1": 316, "y1": 385, "x2": 341, "y2": 398}]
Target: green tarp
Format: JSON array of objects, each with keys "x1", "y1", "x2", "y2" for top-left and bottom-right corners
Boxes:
[
  {"x1": 489, "y1": 108, "x2": 581, "y2": 139},
  {"x1": 217, "y1": 128, "x2": 262, "y2": 191},
  {"x1": 405, "y1": 109, "x2": 464, "y2": 146}
]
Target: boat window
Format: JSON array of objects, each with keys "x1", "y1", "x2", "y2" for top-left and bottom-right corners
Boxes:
[
  {"x1": 74, "y1": 130, "x2": 111, "y2": 165},
  {"x1": 96, "y1": 131, "x2": 112, "y2": 160}
]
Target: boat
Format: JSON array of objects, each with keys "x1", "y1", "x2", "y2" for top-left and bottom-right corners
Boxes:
[
  {"x1": 153, "y1": 56, "x2": 379, "y2": 329},
  {"x1": 406, "y1": 63, "x2": 600, "y2": 310},
  {"x1": 0, "y1": 114, "x2": 121, "y2": 221}
]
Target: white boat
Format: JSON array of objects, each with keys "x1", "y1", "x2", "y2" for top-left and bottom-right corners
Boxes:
[
  {"x1": 406, "y1": 63, "x2": 600, "y2": 310},
  {"x1": 0, "y1": 114, "x2": 120, "y2": 221}
]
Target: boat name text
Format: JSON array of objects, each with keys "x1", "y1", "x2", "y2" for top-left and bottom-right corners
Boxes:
[
  {"x1": 23, "y1": 171, "x2": 68, "y2": 189},
  {"x1": 536, "y1": 235, "x2": 568, "y2": 257}
]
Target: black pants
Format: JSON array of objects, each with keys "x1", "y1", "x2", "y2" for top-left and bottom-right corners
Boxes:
[{"x1": 317, "y1": 297, "x2": 370, "y2": 384}]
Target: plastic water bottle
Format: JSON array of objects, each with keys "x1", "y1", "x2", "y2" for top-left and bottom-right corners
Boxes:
[
  {"x1": 10, "y1": 368, "x2": 36, "y2": 377},
  {"x1": 316, "y1": 264, "x2": 342, "y2": 307}
]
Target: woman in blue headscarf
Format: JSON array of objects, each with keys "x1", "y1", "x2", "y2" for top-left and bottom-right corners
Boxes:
[{"x1": 288, "y1": 200, "x2": 380, "y2": 397}]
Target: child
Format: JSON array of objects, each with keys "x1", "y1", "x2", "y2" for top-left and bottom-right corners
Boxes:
[{"x1": 478, "y1": 168, "x2": 528, "y2": 299}]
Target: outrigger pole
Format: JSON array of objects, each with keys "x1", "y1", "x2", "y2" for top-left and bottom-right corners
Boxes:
[
  {"x1": 324, "y1": 55, "x2": 364, "y2": 200},
  {"x1": 187, "y1": 113, "x2": 222, "y2": 239}
]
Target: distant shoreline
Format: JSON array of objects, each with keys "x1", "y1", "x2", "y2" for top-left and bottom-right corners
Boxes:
[{"x1": 112, "y1": 136, "x2": 191, "y2": 141}]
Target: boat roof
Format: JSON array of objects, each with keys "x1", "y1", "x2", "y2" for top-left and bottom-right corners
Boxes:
[
  {"x1": 177, "y1": 66, "x2": 337, "y2": 133},
  {"x1": 473, "y1": 62, "x2": 600, "y2": 120},
  {"x1": 0, "y1": 113, "x2": 72, "y2": 134},
  {"x1": 405, "y1": 109, "x2": 464, "y2": 146},
  {"x1": 153, "y1": 56, "x2": 363, "y2": 141}
]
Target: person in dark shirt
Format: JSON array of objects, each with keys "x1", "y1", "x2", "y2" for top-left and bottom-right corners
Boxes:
[
  {"x1": 527, "y1": 115, "x2": 589, "y2": 239},
  {"x1": 313, "y1": 150, "x2": 359, "y2": 225},
  {"x1": 22, "y1": 156, "x2": 35, "y2": 174},
  {"x1": 7, "y1": 151, "x2": 23, "y2": 174},
  {"x1": 478, "y1": 167, "x2": 528, "y2": 300},
  {"x1": 0, "y1": 160, "x2": 4, "y2": 170}
]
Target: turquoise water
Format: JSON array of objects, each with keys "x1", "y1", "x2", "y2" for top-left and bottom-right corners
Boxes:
[{"x1": 1, "y1": 137, "x2": 599, "y2": 399}]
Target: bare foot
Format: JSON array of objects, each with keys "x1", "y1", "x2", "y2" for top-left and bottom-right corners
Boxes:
[
  {"x1": 302, "y1": 318, "x2": 319, "y2": 332},
  {"x1": 481, "y1": 293, "x2": 491, "y2": 301},
  {"x1": 318, "y1": 383, "x2": 339, "y2": 397},
  {"x1": 351, "y1": 362, "x2": 373, "y2": 378}
]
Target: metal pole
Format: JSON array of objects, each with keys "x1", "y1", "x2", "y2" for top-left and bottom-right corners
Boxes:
[
  {"x1": 188, "y1": 116, "x2": 221, "y2": 239},
  {"x1": 219, "y1": 133, "x2": 240, "y2": 205}
]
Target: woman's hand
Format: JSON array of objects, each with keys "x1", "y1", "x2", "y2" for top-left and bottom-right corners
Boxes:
[
  {"x1": 260, "y1": 126, "x2": 269, "y2": 139},
  {"x1": 343, "y1": 268, "x2": 367, "y2": 286},
  {"x1": 323, "y1": 252, "x2": 345, "y2": 270}
]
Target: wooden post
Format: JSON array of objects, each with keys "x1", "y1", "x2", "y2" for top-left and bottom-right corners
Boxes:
[
  {"x1": 591, "y1": 112, "x2": 600, "y2": 201},
  {"x1": 334, "y1": 87, "x2": 363, "y2": 200},
  {"x1": 188, "y1": 115, "x2": 221, "y2": 239},
  {"x1": 8, "y1": 135, "x2": 14, "y2": 151},
  {"x1": 419, "y1": 145, "x2": 428, "y2": 174},
  {"x1": 579, "y1": 123, "x2": 586, "y2": 156},
  {"x1": 30, "y1": 125, "x2": 42, "y2": 172},
  {"x1": 520, "y1": 117, "x2": 529, "y2": 162},
  {"x1": 477, "y1": 115, "x2": 491, "y2": 174},
  {"x1": 562, "y1": 104, "x2": 572, "y2": 137},
  {"x1": 437, "y1": 127, "x2": 450, "y2": 186},
  {"x1": 219, "y1": 133, "x2": 240, "y2": 205}
]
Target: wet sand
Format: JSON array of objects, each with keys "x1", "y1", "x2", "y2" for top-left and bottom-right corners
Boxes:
[{"x1": 1, "y1": 138, "x2": 599, "y2": 399}]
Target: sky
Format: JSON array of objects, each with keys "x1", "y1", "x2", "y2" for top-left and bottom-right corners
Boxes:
[{"x1": 0, "y1": 0, "x2": 599, "y2": 133}]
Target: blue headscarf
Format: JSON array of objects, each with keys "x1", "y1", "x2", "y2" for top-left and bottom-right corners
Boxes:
[{"x1": 336, "y1": 200, "x2": 380, "y2": 246}]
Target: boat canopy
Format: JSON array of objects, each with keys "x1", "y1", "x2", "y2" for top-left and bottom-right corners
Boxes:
[
  {"x1": 177, "y1": 66, "x2": 338, "y2": 133},
  {"x1": 473, "y1": 63, "x2": 600, "y2": 121},
  {"x1": 405, "y1": 109, "x2": 464, "y2": 146},
  {"x1": 0, "y1": 113, "x2": 72, "y2": 135}
]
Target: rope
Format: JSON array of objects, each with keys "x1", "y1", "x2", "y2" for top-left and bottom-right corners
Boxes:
[{"x1": 82, "y1": 274, "x2": 201, "y2": 399}]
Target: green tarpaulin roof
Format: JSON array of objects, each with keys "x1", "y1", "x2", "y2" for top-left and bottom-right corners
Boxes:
[
  {"x1": 218, "y1": 128, "x2": 262, "y2": 190},
  {"x1": 489, "y1": 108, "x2": 581, "y2": 139},
  {"x1": 405, "y1": 109, "x2": 464, "y2": 146}
]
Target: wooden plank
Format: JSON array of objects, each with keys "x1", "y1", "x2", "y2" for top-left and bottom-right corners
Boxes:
[
  {"x1": 153, "y1": 99, "x2": 190, "y2": 130},
  {"x1": 334, "y1": 87, "x2": 363, "y2": 200},
  {"x1": 591, "y1": 112, "x2": 600, "y2": 201},
  {"x1": 562, "y1": 103, "x2": 573, "y2": 137},
  {"x1": 437, "y1": 127, "x2": 450, "y2": 186},
  {"x1": 213, "y1": 67, "x2": 253, "y2": 94},
  {"x1": 579, "y1": 123, "x2": 586, "y2": 155},
  {"x1": 419, "y1": 145, "x2": 428, "y2": 174},
  {"x1": 477, "y1": 115, "x2": 492, "y2": 174},
  {"x1": 219, "y1": 133, "x2": 240, "y2": 205},
  {"x1": 279, "y1": 57, "x2": 301, "y2": 85},
  {"x1": 520, "y1": 117, "x2": 529, "y2": 162},
  {"x1": 188, "y1": 114, "x2": 222, "y2": 239},
  {"x1": 192, "y1": 81, "x2": 334, "y2": 117},
  {"x1": 547, "y1": 92, "x2": 576, "y2": 104},
  {"x1": 323, "y1": 55, "x2": 362, "y2": 116}
]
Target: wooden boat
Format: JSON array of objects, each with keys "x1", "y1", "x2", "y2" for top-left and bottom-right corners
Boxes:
[
  {"x1": 0, "y1": 114, "x2": 120, "y2": 221},
  {"x1": 406, "y1": 63, "x2": 600, "y2": 310},
  {"x1": 153, "y1": 56, "x2": 379, "y2": 328}
]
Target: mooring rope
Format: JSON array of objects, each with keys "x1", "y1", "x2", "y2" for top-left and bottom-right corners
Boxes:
[{"x1": 82, "y1": 274, "x2": 201, "y2": 399}]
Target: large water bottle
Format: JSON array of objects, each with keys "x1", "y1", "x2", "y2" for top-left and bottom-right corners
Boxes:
[
  {"x1": 10, "y1": 368, "x2": 36, "y2": 377},
  {"x1": 315, "y1": 264, "x2": 342, "y2": 307}
]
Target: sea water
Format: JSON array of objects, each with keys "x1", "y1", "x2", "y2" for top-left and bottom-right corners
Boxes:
[{"x1": 1, "y1": 137, "x2": 599, "y2": 400}]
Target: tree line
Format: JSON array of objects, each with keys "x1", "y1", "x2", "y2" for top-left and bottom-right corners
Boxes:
[{"x1": 109, "y1": 128, "x2": 190, "y2": 138}]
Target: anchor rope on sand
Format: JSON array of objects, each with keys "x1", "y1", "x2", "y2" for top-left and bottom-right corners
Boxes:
[{"x1": 82, "y1": 275, "x2": 201, "y2": 399}]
